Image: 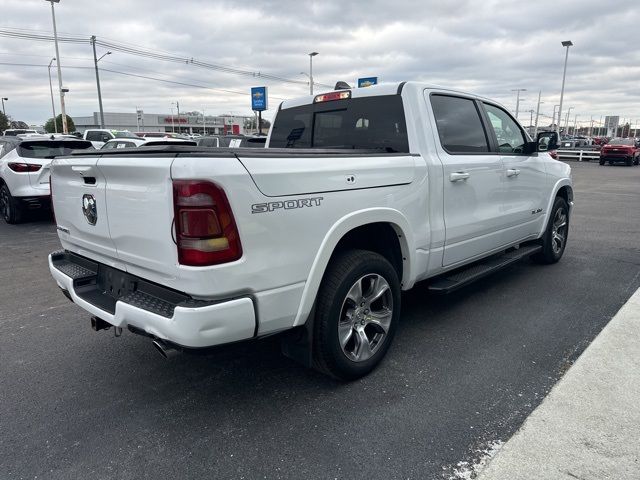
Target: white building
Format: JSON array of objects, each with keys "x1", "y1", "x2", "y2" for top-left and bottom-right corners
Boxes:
[{"x1": 73, "y1": 111, "x2": 253, "y2": 135}]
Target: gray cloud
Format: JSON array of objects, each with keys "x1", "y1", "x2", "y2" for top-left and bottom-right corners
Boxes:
[{"x1": 0, "y1": 0, "x2": 638, "y2": 129}]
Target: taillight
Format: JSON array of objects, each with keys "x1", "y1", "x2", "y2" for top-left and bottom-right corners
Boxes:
[
  {"x1": 8, "y1": 162, "x2": 42, "y2": 173},
  {"x1": 173, "y1": 180, "x2": 242, "y2": 266}
]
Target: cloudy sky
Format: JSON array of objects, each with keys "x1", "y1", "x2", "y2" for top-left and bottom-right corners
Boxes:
[{"x1": 0, "y1": 0, "x2": 638, "y2": 129}]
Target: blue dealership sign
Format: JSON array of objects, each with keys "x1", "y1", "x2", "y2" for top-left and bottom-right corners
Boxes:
[
  {"x1": 251, "y1": 86, "x2": 268, "y2": 111},
  {"x1": 357, "y1": 77, "x2": 378, "y2": 88}
]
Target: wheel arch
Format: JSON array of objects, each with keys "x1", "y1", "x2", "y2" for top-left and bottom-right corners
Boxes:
[
  {"x1": 292, "y1": 208, "x2": 415, "y2": 327},
  {"x1": 540, "y1": 180, "x2": 573, "y2": 236}
]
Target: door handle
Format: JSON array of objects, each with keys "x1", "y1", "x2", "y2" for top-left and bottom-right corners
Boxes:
[
  {"x1": 506, "y1": 168, "x2": 520, "y2": 177},
  {"x1": 449, "y1": 171, "x2": 470, "y2": 182},
  {"x1": 71, "y1": 165, "x2": 94, "y2": 175}
]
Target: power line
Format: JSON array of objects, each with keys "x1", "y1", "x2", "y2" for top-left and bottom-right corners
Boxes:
[
  {"x1": 0, "y1": 27, "x2": 332, "y2": 88},
  {"x1": 0, "y1": 61, "x2": 287, "y2": 99}
]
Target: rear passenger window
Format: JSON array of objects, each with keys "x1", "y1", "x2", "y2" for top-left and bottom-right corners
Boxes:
[{"x1": 430, "y1": 95, "x2": 489, "y2": 153}]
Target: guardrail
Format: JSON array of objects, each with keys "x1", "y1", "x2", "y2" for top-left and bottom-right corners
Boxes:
[{"x1": 556, "y1": 149, "x2": 601, "y2": 162}]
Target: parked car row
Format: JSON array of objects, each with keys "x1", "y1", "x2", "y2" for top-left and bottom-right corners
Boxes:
[
  {"x1": 0, "y1": 130, "x2": 268, "y2": 225},
  {"x1": 0, "y1": 136, "x2": 93, "y2": 223}
]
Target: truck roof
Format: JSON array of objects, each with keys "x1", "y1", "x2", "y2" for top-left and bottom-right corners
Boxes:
[{"x1": 278, "y1": 81, "x2": 497, "y2": 110}]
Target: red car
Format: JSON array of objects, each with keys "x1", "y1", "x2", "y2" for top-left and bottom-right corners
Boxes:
[{"x1": 599, "y1": 138, "x2": 640, "y2": 166}]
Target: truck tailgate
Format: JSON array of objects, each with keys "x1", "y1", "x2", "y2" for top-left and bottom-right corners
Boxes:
[
  {"x1": 96, "y1": 155, "x2": 179, "y2": 281},
  {"x1": 51, "y1": 157, "x2": 121, "y2": 266},
  {"x1": 52, "y1": 154, "x2": 179, "y2": 282}
]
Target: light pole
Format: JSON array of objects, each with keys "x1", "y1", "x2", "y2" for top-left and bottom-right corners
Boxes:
[
  {"x1": 308, "y1": 52, "x2": 318, "y2": 95},
  {"x1": 511, "y1": 88, "x2": 526, "y2": 118},
  {"x1": 557, "y1": 40, "x2": 573, "y2": 137},
  {"x1": 573, "y1": 114, "x2": 579, "y2": 135},
  {"x1": 1, "y1": 97, "x2": 7, "y2": 116},
  {"x1": 170, "y1": 103, "x2": 175, "y2": 133},
  {"x1": 552, "y1": 104, "x2": 560, "y2": 130},
  {"x1": 598, "y1": 115, "x2": 602, "y2": 136},
  {"x1": 564, "y1": 106, "x2": 574, "y2": 134},
  {"x1": 47, "y1": 58, "x2": 57, "y2": 133},
  {"x1": 91, "y1": 35, "x2": 111, "y2": 129},
  {"x1": 202, "y1": 107, "x2": 206, "y2": 135},
  {"x1": 45, "y1": 0, "x2": 68, "y2": 134},
  {"x1": 534, "y1": 91, "x2": 543, "y2": 137}
]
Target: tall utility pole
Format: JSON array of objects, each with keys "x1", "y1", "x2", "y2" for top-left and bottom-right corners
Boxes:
[
  {"x1": 512, "y1": 88, "x2": 526, "y2": 118},
  {"x1": 308, "y1": 52, "x2": 318, "y2": 95},
  {"x1": 1, "y1": 97, "x2": 7, "y2": 116},
  {"x1": 176, "y1": 101, "x2": 180, "y2": 133},
  {"x1": 573, "y1": 114, "x2": 579, "y2": 135},
  {"x1": 47, "y1": 58, "x2": 57, "y2": 133},
  {"x1": 557, "y1": 40, "x2": 573, "y2": 136},
  {"x1": 534, "y1": 91, "x2": 542, "y2": 137},
  {"x1": 46, "y1": 0, "x2": 68, "y2": 134},
  {"x1": 170, "y1": 104, "x2": 175, "y2": 133},
  {"x1": 91, "y1": 36, "x2": 111, "y2": 128},
  {"x1": 202, "y1": 107, "x2": 206, "y2": 135}
]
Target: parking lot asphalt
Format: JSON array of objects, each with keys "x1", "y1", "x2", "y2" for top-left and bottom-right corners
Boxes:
[{"x1": 1, "y1": 160, "x2": 640, "y2": 480}]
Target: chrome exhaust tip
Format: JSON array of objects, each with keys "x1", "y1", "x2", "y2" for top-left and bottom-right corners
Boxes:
[{"x1": 152, "y1": 339, "x2": 179, "y2": 359}]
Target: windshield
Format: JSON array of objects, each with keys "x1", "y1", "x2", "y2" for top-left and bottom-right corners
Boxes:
[
  {"x1": 18, "y1": 140, "x2": 93, "y2": 158},
  {"x1": 608, "y1": 139, "x2": 634, "y2": 146},
  {"x1": 113, "y1": 131, "x2": 139, "y2": 139},
  {"x1": 269, "y1": 94, "x2": 409, "y2": 152}
]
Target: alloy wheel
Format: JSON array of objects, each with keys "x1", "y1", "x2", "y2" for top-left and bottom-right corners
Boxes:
[
  {"x1": 551, "y1": 207, "x2": 568, "y2": 255},
  {"x1": 338, "y1": 274, "x2": 393, "y2": 362}
]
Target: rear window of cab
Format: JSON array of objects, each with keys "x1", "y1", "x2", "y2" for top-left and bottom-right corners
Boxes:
[{"x1": 269, "y1": 95, "x2": 409, "y2": 153}]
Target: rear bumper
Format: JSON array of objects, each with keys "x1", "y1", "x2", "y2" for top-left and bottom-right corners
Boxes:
[
  {"x1": 601, "y1": 155, "x2": 633, "y2": 162},
  {"x1": 18, "y1": 195, "x2": 51, "y2": 210},
  {"x1": 48, "y1": 250, "x2": 256, "y2": 348}
]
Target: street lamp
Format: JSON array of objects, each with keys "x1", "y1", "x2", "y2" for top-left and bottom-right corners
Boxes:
[
  {"x1": 47, "y1": 58, "x2": 57, "y2": 133},
  {"x1": 573, "y1": 114, "x2": 579, "y2": 135},
  {"x1": 45, "y1": 0, "x2": 68, "y2": 134},
  {"x1": 511, "y1": 88, "x2": 527, "y2": 118},
  {"x1": 557, "y1": 40, "x2": 573, "y2": 137},
  {"x1": 1, "y1": 97, "x2": 7, "y2": 116},
  {"x1": 308, "y1": 52, "x2": 318, "y2": 95},
  {"x1": 91, "y1": 35, "x2": 111, "y2": 128}
]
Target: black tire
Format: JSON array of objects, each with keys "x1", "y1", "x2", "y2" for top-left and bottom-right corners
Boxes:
[
  {"x1": 635, "y1": 157, "x2": 639, "y2": 166},
  {"x1": 533, "y1": 196, "x2": 569, "y2": 265},
  {"x1": 599, "y1": 159, "x2": 605, "y2": 165},
  {"x1": 0, "y1": 183, "x2": 22, "y2": 224},
  {"x1": 626, "y1": 157, "x2": 633, "y2": 166},
  {"x1": 313, "y1": 249, "x2": 401, "y2": 380}
]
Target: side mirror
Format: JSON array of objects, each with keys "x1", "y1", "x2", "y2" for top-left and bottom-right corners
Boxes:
[{"x1": 537, "y1": 131, "x2": 558, "y2": 152}]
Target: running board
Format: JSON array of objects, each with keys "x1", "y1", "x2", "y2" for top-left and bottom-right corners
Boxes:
[{"x1": 427, "y1": 244, "x2": 542, "y2": 294}]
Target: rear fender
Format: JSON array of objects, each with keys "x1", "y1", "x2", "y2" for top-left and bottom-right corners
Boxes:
[{"x1": 292, "y1": 208, "x2": 414, "y2": 327}]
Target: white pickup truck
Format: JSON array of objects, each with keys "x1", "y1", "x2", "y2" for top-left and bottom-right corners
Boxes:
[{"x1": 48, "y1": 82, "x2": 571, "y2": 379}]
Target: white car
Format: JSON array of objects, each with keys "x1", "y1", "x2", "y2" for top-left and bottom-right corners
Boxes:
[
  {"x1": 100, "y1": 138, "x2": 197, "y2": 149},
  {"x1": 49, "y1": 81, "x2": 572, "y2": 379},
  {"x1": 0, "y1": 137, "x2": 93, "y2": 223},
  {"x1": 82, "y1": 129, "x2": 139, "y2": 149}
]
